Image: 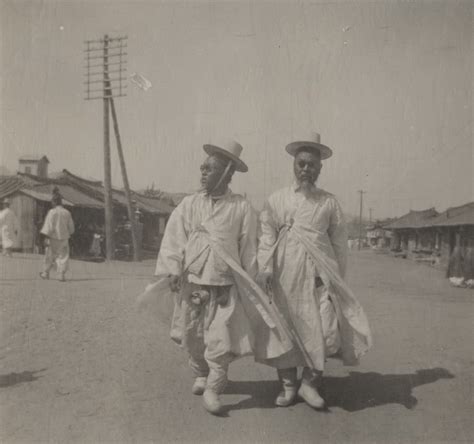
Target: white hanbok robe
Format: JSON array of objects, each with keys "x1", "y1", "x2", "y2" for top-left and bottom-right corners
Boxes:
[
  {"x1": 0, "y1": 208, "x2": 18, "y2": 249},
  {"x1": 150, "y1": 190, "x2": 293, "y2": 363},
  {"x1": 40, "y1": 206, "x2": 75, "y2": 273},
  {"x1": 258, "y1": 184, "x2": 372, "y2": 371}
]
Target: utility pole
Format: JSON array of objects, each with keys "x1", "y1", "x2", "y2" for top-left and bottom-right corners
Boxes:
[
  {"x1": 358, "y1": 190, "x2": 366, "y2": 250},
  {"x1": 109, "y1": 98, "x2": 140, "y2": 261},
  {"x1": 369, "y1": 208, "x2": 373, "y2": 223},
  {"x1": 84, "y1": 34, "x2": 132, "y2": 261}
]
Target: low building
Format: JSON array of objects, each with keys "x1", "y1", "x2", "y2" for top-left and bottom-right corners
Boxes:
[
  {"x1": 18, "y1": 155, "x2": 49, "y2": 178},
  {"x1": 385, "y1": 203, "x2": 474, "y2": 278},
  {"x1": 0, "y1": 158, "x2": 175, "y2": 257},
  {"x1": 365, "y1": 218, "x2": 394, "y2": 249},
  {"x1": 427, "y1": 202, "x2": 474, "y2": 271},
  {"x1": 385, "y1": 208, "x2": 439, "y2": 256}
]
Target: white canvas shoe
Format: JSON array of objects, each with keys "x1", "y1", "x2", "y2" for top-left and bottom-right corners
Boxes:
[
  {"x1": 275, "y1": 368, "x2": 298, "y2": 407},
  {"x1": 298, "y1": 380, "x2": 325, "y2": 409},
  {"x1": 275, "y1": 386, "x2": 297, "y2": 407},
  {"x1": 191, "y1": 377, "x2": 207, "y2": 395},
  {"x1": 202, "y1": 389, "x2": 222, "y2": 415}
]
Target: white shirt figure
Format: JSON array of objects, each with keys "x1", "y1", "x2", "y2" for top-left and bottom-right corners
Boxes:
[
  {"x1": 0, "y1": 205, "x2": 18, "y2": 253},
  {"x1": 40, "y1": 203, "x2": 75, "y2": 280},
  {"x1": 40, "y1": 205, "x2": 75, "y2": 240}
]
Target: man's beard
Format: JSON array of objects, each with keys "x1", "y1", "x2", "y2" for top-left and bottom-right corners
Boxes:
[{"x1": 297, "y1": 174, "x2": 318, "y2": 191}]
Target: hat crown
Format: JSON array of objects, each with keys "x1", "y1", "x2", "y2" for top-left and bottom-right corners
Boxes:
[
  {"x1": 203, "y1": 138, "x2": 248, "y2": 172},
  {"x1": 298, "y1": 131, "x2": 321, "y2": 145},
  {"x1": 211, "y1": 139, "x2": 243, "y2": 159},
  {"x1": 285, "y1": 131, "x2": 333, "y2": 159}
]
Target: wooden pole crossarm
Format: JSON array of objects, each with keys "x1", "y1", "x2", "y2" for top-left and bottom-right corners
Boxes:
[
  {"x1": 85, "y1": 94, "x2": 127, "y2": 100},
  {"x1": 85, "y1": 86, "x2": 127, "y2": 94},
  {"x1": 84, "y1": 37, "x2": 127, "y2": 44},
  {"x1": 85, "y1": 69, "x2": 127, "y2": 76},
  {"x1": 84, "y1": 61, "x2": 127, "y2": 68},
  {"x1": 85, "y1": 44, "x2": 127, "y2": 52},
  {"x1": 84, "y1": 77, "x2": 127, "y2": 85},
  {"x1": 86, "y1": 52, "x2": 128, "y2": 61}
]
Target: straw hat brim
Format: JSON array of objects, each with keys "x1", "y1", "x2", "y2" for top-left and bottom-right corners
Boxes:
[
  {"x1": 203, "y1": 144, "x2": 248, "y2": 172},
  {"x1": 285, "y1": 141, "x2": 333, "y2": 160}
]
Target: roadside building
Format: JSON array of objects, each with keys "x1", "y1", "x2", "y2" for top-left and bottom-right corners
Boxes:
[
  {"x1": 386, "y1": 208, "x2": 439, "y2": 255},
  {"x1": 385, "y1": 203, "x2": 474, "y2": 283},
  {"x1": 427, "y1": 202, "x2": 474, "y2": 272},
  {"x1": 0, "y1": 157, "x2": 175, "y2": 257},
  {"x1": 366, "y1": 219, "x2": 393, "y2": 249}
]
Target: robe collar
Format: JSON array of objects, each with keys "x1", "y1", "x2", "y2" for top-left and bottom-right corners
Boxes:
[
  {"x1": 201, "y1": 187, "x2": 233, "y2": 201},
  {"x1": 292, "y1": 180, "x2": 317, "y2": 194}
]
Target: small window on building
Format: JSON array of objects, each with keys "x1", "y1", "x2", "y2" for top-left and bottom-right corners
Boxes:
[{"x1": 25, "y1": 166, "x2": 31, "y2": 174}]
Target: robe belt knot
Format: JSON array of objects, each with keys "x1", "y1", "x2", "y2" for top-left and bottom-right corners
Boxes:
[{"x1": 280, "y1": 218, "x2": 295, "y2": 231}]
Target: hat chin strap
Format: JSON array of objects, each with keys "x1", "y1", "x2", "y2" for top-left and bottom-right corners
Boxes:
[{"x1": 208, "y1": 160, "x2": 233, "y2": 196}]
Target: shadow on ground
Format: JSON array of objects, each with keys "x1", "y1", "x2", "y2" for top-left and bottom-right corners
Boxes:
[
  {"x1": 0, "y1": 369, "x2": 46, "y2": 388},
  {"x1": 224, "y1": 367, "x2": 454, "y2": 413}
]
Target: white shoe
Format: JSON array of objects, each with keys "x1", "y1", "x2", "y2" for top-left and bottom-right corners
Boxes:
[
  {"x1": 202, "y1": 389, "x2": 222, "y2": 415},
  {"x1": 275, "y1": 386, "x2": 297, "y2": 407},
  {"x1": 191, "y1": 377, "x2": 207, "y2": 395},
  {"x1": 298, "y1": 380, "x2": 325, "y2": 409}
]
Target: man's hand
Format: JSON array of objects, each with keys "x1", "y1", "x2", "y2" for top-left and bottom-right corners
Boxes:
[
  {"x1": 256, "y1": 271, "x2": 273, "y2": 294},
  {"x1": 169, "y1": 275, "x2": 181, "y2": 293}
]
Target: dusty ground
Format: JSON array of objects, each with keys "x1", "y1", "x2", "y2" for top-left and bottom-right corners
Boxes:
[{"x1": 0, "y1": 250, "x2": 473, "y2": 443}]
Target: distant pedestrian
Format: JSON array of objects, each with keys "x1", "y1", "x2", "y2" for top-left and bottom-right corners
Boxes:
[
  {"x1": 0, "y1": 198, "x2": 18, "y2": 257},
  {"x1": 39, "y1": 191, "x2": 75, "y2": 281}
]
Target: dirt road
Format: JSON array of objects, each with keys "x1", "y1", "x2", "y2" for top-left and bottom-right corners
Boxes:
[{"x1": 0, "y1": 251, "x2": 472, "y2": 443}]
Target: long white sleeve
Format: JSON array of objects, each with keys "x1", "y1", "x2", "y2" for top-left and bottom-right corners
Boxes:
[
  {"x1": 238, "y1": 202, "x2": 258, "y2": 279},
  {"x1": 328, "y1": 198, "x2": 348, "y2": 278},
  {"x1": 257, "y1": 200, "x2": 278, "y2": 274},
  {"x1": 154, "y1": 204, "x2": 188, "y2": 277}
]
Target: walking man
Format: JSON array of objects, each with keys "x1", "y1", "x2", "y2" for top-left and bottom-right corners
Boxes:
[
  {"x1": 257, "y1": 132, "x2": 372, "y2": 409},
  {"x1": 147, "y1": 140, "x2": 292, "y2": 415},
  {"x1": 40, "y1": 190, "x2": 75, "y2": 281},
  {"x1": 0, "y1": 198, "x2": 18, "y2": 257}
]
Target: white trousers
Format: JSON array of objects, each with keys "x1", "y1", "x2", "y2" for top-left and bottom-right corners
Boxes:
[{"x1": 44, "y1": 238, "x2": 70, "y2": 274}]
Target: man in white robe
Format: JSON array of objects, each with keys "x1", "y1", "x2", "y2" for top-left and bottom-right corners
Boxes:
[
  {"x1": 257, "y1": 132, "x2": 372, "y2": 410},
  {"x1": 151, "y1": 141, "x2": 292, "y2": 415},
  {"x1": 40, "y1": 191, "x2": 75, "y2": 282},
  {"x1": 0, "y1": 198, "x2": 18, "y2": 257}
]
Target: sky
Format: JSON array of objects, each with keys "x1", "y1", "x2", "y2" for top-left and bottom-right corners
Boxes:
[{"x1": 1, "y1": 0, "x2": 472, "y2": 218}]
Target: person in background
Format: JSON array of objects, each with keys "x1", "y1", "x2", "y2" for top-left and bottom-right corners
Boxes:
[
  {"x1": 39, "y1": 190, "x2": 75, "y2": 282},
  {"x1": 0, "y1": 198, "x2": 18, "y2": 257}
]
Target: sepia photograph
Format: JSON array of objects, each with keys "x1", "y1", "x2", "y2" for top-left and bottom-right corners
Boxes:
[{"x1": 0, "y1": 0, "x2": 472, "y2": 442}]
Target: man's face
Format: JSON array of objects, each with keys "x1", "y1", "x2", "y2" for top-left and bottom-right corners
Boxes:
[
  {"x1": 200, "y1": 156, "x2": 225, "y2": 192},
  {"x1": 294, "y1": 149, "x2": 322, "y2": 186}
]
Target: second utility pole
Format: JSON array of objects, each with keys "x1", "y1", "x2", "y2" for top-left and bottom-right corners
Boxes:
[{"x1": 358, "y1": 190, "x2": 366, "y2": 250}]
